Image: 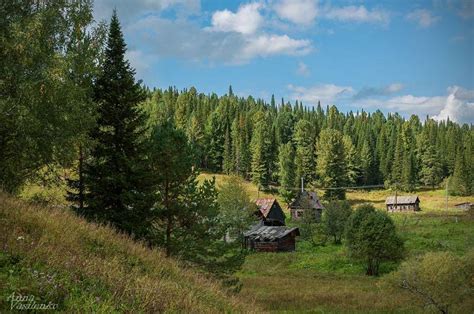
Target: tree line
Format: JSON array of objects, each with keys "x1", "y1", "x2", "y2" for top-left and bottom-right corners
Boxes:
[{"x1": 141, "y1": 85, "x2": 473, "y2": 199}]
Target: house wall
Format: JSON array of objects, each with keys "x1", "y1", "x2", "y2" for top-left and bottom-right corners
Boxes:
[{"x1": 387, "y1": 203, "x2": 420, "y2": 212}]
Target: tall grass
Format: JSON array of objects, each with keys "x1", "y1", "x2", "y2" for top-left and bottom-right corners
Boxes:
[{"x1": 0, "y1": 193, "x2": 257, "y2": 312}]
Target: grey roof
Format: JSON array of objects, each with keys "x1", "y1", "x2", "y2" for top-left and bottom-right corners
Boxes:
[
  {"x1": 244, "y1": 225, "x2": 300, "y2": 241},
  {"x1": 289, "y1": 191, "x2": 324, "y2": 210},
  {"x1": 386, "y1": 195, "x2": 420, "y2": 205}
]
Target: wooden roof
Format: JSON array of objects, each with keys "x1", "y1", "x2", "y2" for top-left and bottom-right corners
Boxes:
[
  {"x1": 255, "y1": 198, "x2": 278, "y2": 218},
  {"x1": 386, "y1": 195, "x2": 420, "y2": 205},
  {"x1": 244, "y1": 224, "x2": 300, "y2": 241},
  {"x1": 289, "y1": 191, "x2": 323, "y2": 209}
]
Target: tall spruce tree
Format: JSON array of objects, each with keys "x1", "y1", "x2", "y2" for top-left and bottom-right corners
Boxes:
[
  {"x1": 316, "y1": 129, "x2": 347, "y2": 200},
  {"x1": 81, "y1": 11, "x2": 154, "y2": 238},
  {"x1": 294, "y1": 119, "x2": 316, "y2": 186},
  {"x1": 250, "y1": 111, "x2": 272, "y2": 189},
  {"x1": 278, "y1": 142, "x2": 296, "y2": 203}
]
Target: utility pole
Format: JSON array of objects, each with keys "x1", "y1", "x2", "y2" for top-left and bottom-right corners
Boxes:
[
  {"x1": 301, "y1": 177, "x2": 304, "y2": 193},
  {"x1": 395, "y1": 185, "x2": 398, "y2": 212},
  {"x1": 446, "y1": 180, "x2": 448, "y2": 210}
]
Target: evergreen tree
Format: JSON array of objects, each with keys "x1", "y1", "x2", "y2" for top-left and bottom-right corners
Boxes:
[
  {"x1": 81, "y1": 11, "x2": 154, "y2": 238},
  {"x1": 343, "y1": 135, "x2": 360, "y2": 186},
  {"x1": 294, "y1": 119, "x2": 316, "y2": 186},
  {"x1": 419, "y1": 141, "x2": 443, "y2": 188},
  {"x1": 278, "y1": 143, "x2": 296, "y2": 203},
  {"x1": 316, "y1": 129, "x2": 347, "y2": 200},
  {"x1": 250, "y1": 111, "x2": 272, "y2": 189},
  {"x1": 449, "y1": 147, "x2": 471, "y2": 196},
  {"x1": 222, "y1": 126, "x2": 233, "y2": 174}
]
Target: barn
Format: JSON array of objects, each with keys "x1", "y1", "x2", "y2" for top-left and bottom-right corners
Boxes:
[
  {"x1": 243, "y1": 223, "x2": 300, "y2": 252},
  {"x1": 386, "y1": 195, "x2": 420, "y2": 212},
  {"x1": 288, "y1": 190, "x2": 324, "y2": 221},
  {"x1": 254, "y1": 198, "x2": 286, "y2": 226}
]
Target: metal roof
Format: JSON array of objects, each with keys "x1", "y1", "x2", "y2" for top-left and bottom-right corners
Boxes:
[
  {"x1": 244, "y1": 225, "x2": 300, "y2": 241},
  {"x1": 386, "y1": 195, "x2": 420, "y2": 205}
]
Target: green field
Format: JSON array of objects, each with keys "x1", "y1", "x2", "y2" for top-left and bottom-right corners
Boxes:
[
  {"x1": 198, "y1": 173, "x2": 474, "y2": 313},
  {"x1": 15, "y1": 172, "x2": 474, "y2": 312}
]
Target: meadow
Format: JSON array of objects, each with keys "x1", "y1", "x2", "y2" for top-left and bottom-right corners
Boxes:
[{"x1": 13, "y1": 173, "x2": 474, "y2": 312}]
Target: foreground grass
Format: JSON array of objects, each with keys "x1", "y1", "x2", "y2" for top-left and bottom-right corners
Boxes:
[{"x1": 0, "y1": 193, "x2": 256, "y2": 312}]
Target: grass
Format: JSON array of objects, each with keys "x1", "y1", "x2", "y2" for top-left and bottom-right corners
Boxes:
[
  {"x1": 15, "y1": 173, "x2": 474, "y2": 312},
  {"x1": 0, "y1": 193, "x2": 257, "y2": 312}
]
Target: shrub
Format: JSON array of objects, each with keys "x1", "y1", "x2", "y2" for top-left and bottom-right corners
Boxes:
[
  {"x1": 345, "y1": 204, "x2": 404, "y2": 276},
  {"x1": 322, "y1": 200, "x2": 352, "y2": 244},
  {"x1": 384, "y1": 251, "x2": 473, "y2": 314}
]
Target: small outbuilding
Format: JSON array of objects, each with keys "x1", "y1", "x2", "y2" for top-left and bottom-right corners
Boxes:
[
  {"x1": 254, "y1": 198, "x2": 286, "y2": 226},
  {"x1": 454, "y1": 202, "x2": 473, "y2": 210},
  {"x1": 243, "y1": 223, "x2": 300, "y2": 252},
  {"x1": 288, "y1": 190, "x2": 324, "y2": 221},
  {"x1": 386, "y1": 195, "x2": 420, "y2": 212}
]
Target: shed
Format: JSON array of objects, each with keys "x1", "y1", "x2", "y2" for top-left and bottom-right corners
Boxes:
[
  {"x1": 454, "y1": 202, "x2": 473, "y2": 210},
  {"x1": 243, "y1": 223, "x2": 300, "y2": 252},
  {"x1": 288, "y1": 190, "x2": 324, "y2": 221},
  {"x1": 254, "y1": 198, "x2": 286, "y2": 226},
  {"x1": 386, "y1": 195, "x2": 420, "y2": 212}
]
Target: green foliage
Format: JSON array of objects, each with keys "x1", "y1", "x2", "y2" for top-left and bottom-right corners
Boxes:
[
  {"x1": 316, "y1": 129, "x2": 347, "y2": 200},
  {"x1": 149, "y1": 122, "x2": 246, "y2": 278},
  {"x1": 217, "y1": 176, "x2": 256, "y2": 242},
  {"x1": 322, "y1": 200, "x2": 352, "y2": 244},
  {"x1": 294, "y1": 119, "x2": 316, "y2": 186},
  {"x1": 80, "y1": 12, "x2": 154, "y2": 239},
  {"x1": 0, "y1": 0, "x2": 104, "y2": 192},
  {"x1": 277, "y1": 143, "x2": 296, "y2": 203},
  {"x1": 250, "y1": 111, "x2": 272, "y2": 188},
  {"x1": 345, "y1": 204, "x2": 404, "y2": 276},
  {"x1": 385, "y1": 251, "x2": 473, "y2": 314}
]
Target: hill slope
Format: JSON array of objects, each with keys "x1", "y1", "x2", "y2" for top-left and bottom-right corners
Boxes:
[{"x1": 0, "y1": 193, "x2": 256, "y2": 312}]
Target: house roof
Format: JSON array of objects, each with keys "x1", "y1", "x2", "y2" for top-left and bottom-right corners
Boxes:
[
  {"x1": 455, "y1": 202, "x2": 473, "y2": 206},
  {"x1": 255, "y1": 198, "x2": 277, "y2": 218},
  {"x1": 244, "y1": 224, "x2": 300, "y2": 241},
  {"x1": 386, "y1": 195, "x2": 420, "y2": 205},
  {"x1": 289, "y1": 191, "x2": 323, "y2": 210}
]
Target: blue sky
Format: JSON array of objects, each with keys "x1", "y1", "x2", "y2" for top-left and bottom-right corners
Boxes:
[{"x1": 93, "y1": 0, "x2": 474, "y2": 123}]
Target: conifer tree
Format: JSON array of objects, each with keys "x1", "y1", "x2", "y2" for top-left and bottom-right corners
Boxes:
[
  {"x1": 419, "y1": 141, "x2": 443, "y2": 188},
  {"x1": 294, "y1": 119, "x2": 316, "y2": 186},
  {"x1": 81, "y1": 11, "x2": 154, "y2": 238},
  {"x1": 278, "y1": 142, "x2": 296, "y2": 203},
  {"x1": 222, "y1": 126, "x2": 233, "y2": 174},
  {"x1": 250, "y1": 111, "x2": 271, "y2": 189},
  {"x1": 450, "y1": 147, "x2": 471, "y2": 196},
  {"x1": 316, "y1": 129, "x2": 347, "y2": 200},
  {"x1": 343, "y1": 135, "x2": 360, "y2": 186}
]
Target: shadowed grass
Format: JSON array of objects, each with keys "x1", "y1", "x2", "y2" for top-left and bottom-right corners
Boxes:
[{"x1": 0, "y1": 193, "x2": 258, "y2": 312}]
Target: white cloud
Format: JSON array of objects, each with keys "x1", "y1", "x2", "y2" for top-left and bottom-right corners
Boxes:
[
  {"x1": 274, "y1": 0, "x2": 318, "y2": 25},
  {"x1": 353, "y1": 83, "x2": 404, "y2": 99},
  {"x1": 288, "y1": 84, "x2": 354, "y2": 105},
  {"x1": 323, "y1": 5, "x2": 390, "y2": 24},
  {"x1": 210, "y1": 3, "x2": 263, "y2": 34},
  {"x1": 433, "y1": 86, "x2": 474, "y2": 123},
  {"x1": 406, "y1": 9, "x2": 440, "y2": 28},
  {"x1": 94, "y1": 0, "x2": 200, "y2": 23},
  {"x1": 242, "y1": 35, "x2": 312, "y2": 60},
  {"x1": 288, "y1": 83, "x2": 473, "y2": 124},
  {"x1": 296, "y1": 62, "x2": 310, "y2": 76},
  {"x1": 127, "y1": 16, "x2": 312, "y2": 64}
]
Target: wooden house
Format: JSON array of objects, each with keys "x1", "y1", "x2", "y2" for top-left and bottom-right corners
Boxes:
[
  {"x1": 386, "y1": 195, "x2": 420, "y2": 212},
  {"x1": 454, "y1": 202, "x2": 473, "y2": 210},
  {"x1": 254, "y1": 198, "x2": 286, "y2": 226},
  {"x1": 243, "y1": 223, "x2": 300, "y2": 252},
  {"x1": 288, "y1": 190, "x2": 324, "y2": 221}
]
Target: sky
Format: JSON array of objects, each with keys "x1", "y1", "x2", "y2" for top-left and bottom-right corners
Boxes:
[{"x1": 93, "y1": 0, "x2": 474, "y2": 123}]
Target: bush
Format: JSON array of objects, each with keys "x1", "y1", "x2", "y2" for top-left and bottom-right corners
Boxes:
[
  {"x1": 322, "y1": 200, "x2": 352, "y2": 244},
  {"x1": 345, "y1": 204, "x2": 404, "y2": 276},
  {"x1": 384, "y1": 251, "x2": 474, "y2": 314}
]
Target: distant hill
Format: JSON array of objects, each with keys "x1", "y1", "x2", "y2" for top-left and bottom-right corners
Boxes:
[{"x1": 0, "y1": 193, "x2": 256, "y2": 312}]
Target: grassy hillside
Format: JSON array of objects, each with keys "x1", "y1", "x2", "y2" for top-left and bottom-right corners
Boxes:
[{"x1": 0, "y1": 193, "x2": 256, "y2": 312}]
